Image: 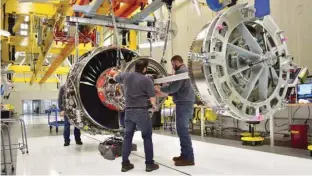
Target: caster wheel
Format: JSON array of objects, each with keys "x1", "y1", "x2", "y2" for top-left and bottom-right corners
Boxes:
[
  {"x1": 50, "y1": 126, "x2": 52, "y2": 133},
  {"x1": 12, "y1": 166, "x2": 14, "y2": 172},
  {"x1": 310, "y1": 151, "x2": 312, "y2": 157},
  {"x1": 56, "y1": 128, "x2": 58, "y2": 133}
]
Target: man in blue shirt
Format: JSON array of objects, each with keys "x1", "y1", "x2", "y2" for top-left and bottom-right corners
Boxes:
[
  {"x1": 155, "y1": 55, "x2": 195, "y2": 166},
  {"x1": 112, "y1": 59, "x2": 159, "y2": 172},
  {"x1": 58, "y1": 84, "x2": 82, "y2": 146}
]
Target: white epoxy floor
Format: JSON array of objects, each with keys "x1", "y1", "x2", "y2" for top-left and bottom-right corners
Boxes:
[
  {"x1": 21, "y1": 114, "x2": 64, "y2": 125},
  {"x1": 16, "y1": 132, "x2": 312, "y2": 175}
]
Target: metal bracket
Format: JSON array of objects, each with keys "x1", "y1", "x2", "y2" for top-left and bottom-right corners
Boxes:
[
  {"x1": 154, "y1": 72, "x2": 190, "y2": 84},
  {"x1": 73, "y1": 0, "x2": 104, "y2": 17},
  {"x1": 130, "y1": 0, "x2": 164, "y2": 23},
  {"x1": 66, "y1": 17, "x2": 157, "y2": 32}
]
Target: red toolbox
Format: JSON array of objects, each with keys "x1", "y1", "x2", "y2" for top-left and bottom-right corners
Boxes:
[{"x1": 290, "y1": 124, "x2": 309, "y2": 149}]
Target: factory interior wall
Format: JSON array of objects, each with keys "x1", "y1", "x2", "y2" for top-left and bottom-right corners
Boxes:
[
  {"x1": 139, "y1": 0, "x2": 312, "y2": 135},
  {"x1": 1, "y1": 73, "x2": 67, "y2": 115},
  {"x1": 4, "y1": 83, "x2": 59, "y2": 115}
]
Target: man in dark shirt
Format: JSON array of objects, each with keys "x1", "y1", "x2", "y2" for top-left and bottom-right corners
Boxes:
[
  {"x1": 155, "y1": 55, "x2": 195, "y2": 166},
  {"x1": 58, "y1": 84, "x2": 82, "y2": 146},
  {"x1": 112, "y1": 59, "x2": 159, "y2": 172}
]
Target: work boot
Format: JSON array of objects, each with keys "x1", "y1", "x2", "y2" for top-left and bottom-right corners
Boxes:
[
  {"x1": 121, "y1": 163, "x2": 134, "y2": 172},
  {"x1": 76, "y1": 140, "x2": 83, "y2": 145},
  {"x1": 174, "y1": 158, "x2": 195, "y2": 166},
  {"x1": 146, "y1": 163, "x2": 159, "y2": 172},
  {"x1": 64, "y1": 141, "x2": 70, "y2": 147},
  {"x1": 172, "y1": 155, "x2": 183, "y2": 161}
]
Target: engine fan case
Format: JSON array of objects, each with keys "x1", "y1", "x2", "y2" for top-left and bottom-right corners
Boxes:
[{"x1": 64, "y1": 46, "x2": 167, "y2": 135}]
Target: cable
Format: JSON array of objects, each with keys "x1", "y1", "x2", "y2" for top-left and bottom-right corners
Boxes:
[
  {"x1": 292, "y1": 106, "x2": 301, "y2": 123},
  {"x1": 108, "y1": 0, "x2": 124, "y2": 66},
  {"x1": 304, "y1": 106, "x2": 311, "y2": 124},
  {"x1": 160, "y1": 3, "x2": 173, "y2": 65}
]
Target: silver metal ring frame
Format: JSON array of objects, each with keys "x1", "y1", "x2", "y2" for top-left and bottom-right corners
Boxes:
[
  {"x1": 189, "y1": 4, "x2": 292, "y2": 121},
  {"x1": 122, "y1": 57, "x2": 168, "y2": 108}
]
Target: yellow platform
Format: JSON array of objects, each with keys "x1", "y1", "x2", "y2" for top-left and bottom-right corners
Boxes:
[
  {"x1": 240, "y1": 132, "x2": 261, "y2": 137},
  {"x1": 241, "y1": 137, "x2": 264, "y2": 142},
  {"x1": 241, "y1": 137, "x2": 264, "y2": 146}
]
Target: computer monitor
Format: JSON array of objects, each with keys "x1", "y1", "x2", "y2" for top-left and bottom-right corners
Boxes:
[{"x1": 297, "y1": 83, "x2": 312, "y2": 102}]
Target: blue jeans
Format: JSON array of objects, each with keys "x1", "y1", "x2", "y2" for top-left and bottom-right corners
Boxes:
[
  {"x1": 64, "y1": 116, "x2": 81, "y2": 142},
  {"x1": 119, "y1": 111, "x2": 125, "y2": 128},
  {"x1": 122, "y1": 108, "x2": 154, "y2": 165},
  {"x1": 176, "y1": 102, "x2": 194, "y2": 161}
]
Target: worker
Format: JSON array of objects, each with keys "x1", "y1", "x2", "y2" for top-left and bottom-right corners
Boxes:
[
  {"x1": 111, "y1": 60, "x2": 159, "y2": 172},
  {"x1": 58, "y1": 84, "x2": 83, "y2": 146},
  {"x1": 155, "y1": 55, "x2": 195, "y2": 166}
]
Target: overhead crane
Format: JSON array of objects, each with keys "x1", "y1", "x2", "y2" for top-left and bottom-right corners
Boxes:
[
  {"x1": 1, "y1": 0, "x2": 74, "y2": 84},
  {"x1": 39, "y1": 0, "x2": 153, "y2": 84},
  {"x1": 1, "y1": 0, "x2": 170, "y2": 85}
]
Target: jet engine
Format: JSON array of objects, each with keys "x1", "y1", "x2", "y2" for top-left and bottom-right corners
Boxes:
[{"x1": 64, "y1": 46, "x2": 167, "y2": 135}]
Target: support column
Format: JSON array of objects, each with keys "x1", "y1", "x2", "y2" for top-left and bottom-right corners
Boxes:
[
  {"x1": 269, "y1": 114, "x2": 275, "y2": 151},
  {"x1": 201, "y1": 106, "x2": 204, "y2": 137}
]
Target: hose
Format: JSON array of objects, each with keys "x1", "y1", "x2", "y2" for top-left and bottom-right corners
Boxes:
[
  {"x1": 160, "y1": 3, "x2": 173, "y2": 65},
  {"x1": 108, "y1": 0, "x2": 124, "y2": 66}
]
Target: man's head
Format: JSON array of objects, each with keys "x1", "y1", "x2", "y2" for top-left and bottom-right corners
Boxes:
[
  {"x1": 135, "y1": 59, "x2": 149, "y2": 74},
  {"x1": 171, "y1": 55, "x2": 184, "y2": 71}
]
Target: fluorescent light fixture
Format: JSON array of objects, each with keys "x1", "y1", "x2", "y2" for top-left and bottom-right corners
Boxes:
[
  {"x1": 20, "y1": 30, "x2": 28, "y2": 36},
  {"x1": 139, "y1": 41, "x2": 165, "y2": 49},
  {"x1": 21, "y1": 23, "x2": 28, "y2": 30},
  {"x1": 24, "y1": 16, "x2": 29, "y2": 22},
  {"x1": 0, "y1": 30, "x2": 11, "y2": 37}
]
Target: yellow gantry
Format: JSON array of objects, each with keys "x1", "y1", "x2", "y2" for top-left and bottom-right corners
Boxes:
[
  {"x1": 12, "y1": 77, "x2": 60, "y2": 83},
  {"x1": 8, "y1": 65, "x2": 70, "y2": 75},
  {"x1": 2, "y1": 0, "x2": 141, "y2": 85},
  {"x1": 5, "y1": 0, "x2": 59, "y2": 17}
]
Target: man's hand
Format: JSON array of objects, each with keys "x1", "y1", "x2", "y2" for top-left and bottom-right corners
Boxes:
[
  {"x1": 154, "y1": 85, "x2": 160, "y2": 92},
  {"x1": 152, "y1": 104, "x2": 157, "y2": 112},
  {"x1": 156, "y1": 91, "x2": 168, "y2": 97},
  {"x1": 60, "y1": 111, "x2": 65, "y2": 116}
]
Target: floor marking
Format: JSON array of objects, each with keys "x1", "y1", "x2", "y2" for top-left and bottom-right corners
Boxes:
[{"x1": 132, "y1": 153, "x2": 191, "y2": 176}]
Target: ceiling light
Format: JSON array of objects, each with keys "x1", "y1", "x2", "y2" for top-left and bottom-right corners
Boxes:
[
  {"x1": 24, "y1": 16, "x2": 29, "y2": 22},
  {"x1": 20, "y1": 30, "x2": 28, "y2": 36},
  {"x1": 21, "y1": 23, "x2": 28, "y2": 30}
]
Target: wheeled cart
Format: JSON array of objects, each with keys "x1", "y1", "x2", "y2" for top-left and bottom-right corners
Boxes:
[
  {"x1": 1, "y1": 118, "x2": 29, "y2": 175},
  {"x1": 47, "y1": 108, "x2": 64, "y2": 133},
  {"x1": 1, "y1": 124, "x2": 14, "y2": 175}
]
